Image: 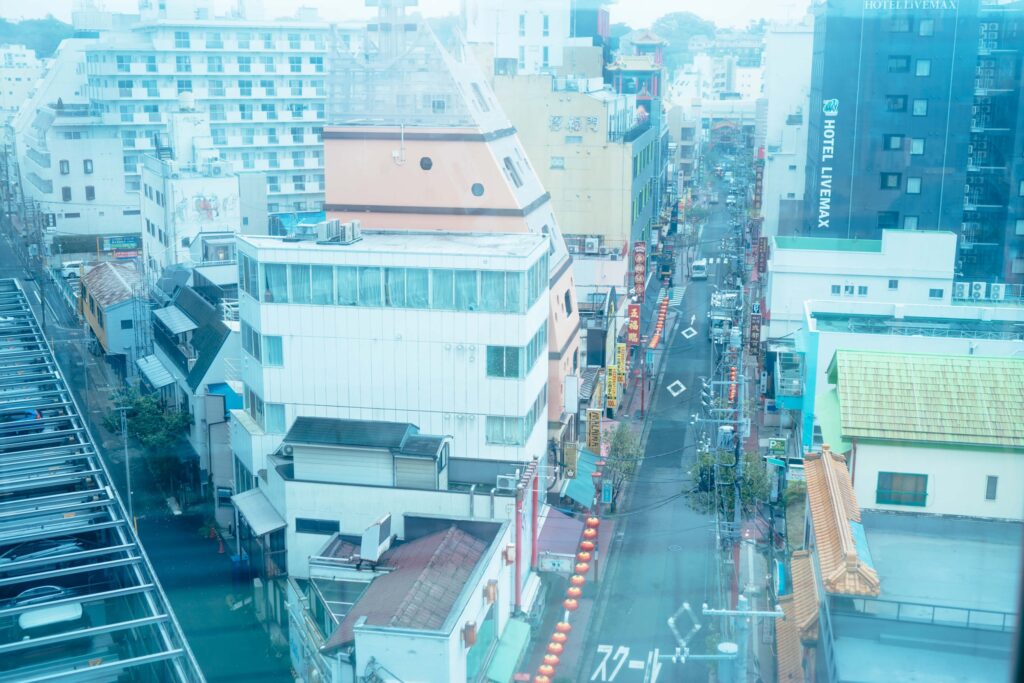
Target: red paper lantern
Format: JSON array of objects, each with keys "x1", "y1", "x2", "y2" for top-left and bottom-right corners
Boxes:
[
  {"x1": 555, "y1": 621, "x2": 572, "y2": 634},
  {"x1": 552, "y1": 632, "x2": 568, "y2": 644},
  {"x1": 543, "y1": 654, "x2": 560, "y2": 666},
  {"x1": 583, "y1": 528, "x2": 598, "y2": 540},
  {"x1": 576, "y1": 551, "x2": 592, "y2": 562},
  {"x1": 596, "y1": 459, "x2": 607, "y2": 468},
  {"x1": 538, "y1": 664, "x2": 555, "y2": 677},
  {"x1": 547, "y1": 641, "x2": 565, "y2": 655},
  {"x1": 586, "y1": 517, "x2": 601, "y2": 529},
  {"x1": 570, "y1": 574, "x2": 586, "y2": 587},
  {"x1": 534, "y1": 677, "x2": 551, "y2": 683},
  {"x1": 591, "y1": 470, "x2": 603, "y2": 481},
  {"x1": 580, "y1": 540, "x2": 595, "y2": 552},
  {"x1": 575, "y1": 562, "x2": 590, "y2": 575},
  {"x1": 563, "y1": 598, "x2": 579, "y2": 612},
  {"x1": 566, "y1": 586, "x2": 582, "y2": 599}
]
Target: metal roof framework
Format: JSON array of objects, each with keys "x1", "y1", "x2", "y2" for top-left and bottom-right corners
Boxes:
[{"x1": 0, "y1": 279, "x2": 204, "y2": 683}]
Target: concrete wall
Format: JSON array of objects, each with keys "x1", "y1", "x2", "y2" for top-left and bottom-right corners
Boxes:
[{"x1": 852, "y1": 442, "x2": 1024, "y2": 521}]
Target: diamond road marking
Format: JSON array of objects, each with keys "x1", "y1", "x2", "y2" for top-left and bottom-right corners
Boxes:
[
  {"x1": 666, "y1": 380, "x2": 686, "y2": 397},
  {"x1": 681, "y1": 327, "x2": 697, "y2": 339}
]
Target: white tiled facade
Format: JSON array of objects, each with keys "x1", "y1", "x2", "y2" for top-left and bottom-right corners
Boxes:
[
  {"x1": 463, "y1": 0, "x2": 574, "y2": 74},
  {"x1": 0, "y1": 44, "x2": 45, "y2": 122},
  {"x1": 231, "y1": 232, "x2": 552, "y2": 479}
]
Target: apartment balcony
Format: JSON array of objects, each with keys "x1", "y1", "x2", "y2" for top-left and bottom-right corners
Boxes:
[
  {"x1": 25, "y1": 147, "x2": 50, "y2": 169},
  {"x1": 25, "y1": 172, "x2": 53, "y2": 195}
]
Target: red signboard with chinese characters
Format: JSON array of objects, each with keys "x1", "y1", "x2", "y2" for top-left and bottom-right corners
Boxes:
[
  {"x1": 632, "y1": 241, "x2": 647, "y2": 301},
  {"x1": 627, "y1": 304, "x2": 641, "y2": 345},
  {"x1": 758, "y1": 236, "x2": 769, "y2": 274},
  {"x1": 753, "y1": 157, "x2": 764, "y2": 212}
]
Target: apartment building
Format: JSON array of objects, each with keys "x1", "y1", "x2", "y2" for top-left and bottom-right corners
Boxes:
[
  {"x1": 0, "y1": 44, "x2": 45, "y2": 122},
  {"x1": 230, "y1": 228, "x2": 552, "y2": 486}
]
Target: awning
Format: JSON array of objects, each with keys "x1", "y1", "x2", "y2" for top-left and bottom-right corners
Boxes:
[
  {"x1": 136, "y1": 354, "x2": 175, "y2": 389},
  {"x1": 231, "y1": 488, "x2": 287, "y2": 536},
  {"x1": 561, "y1": 448, "x2": 599, "y2": 508},
  {"x1": 208, "y1": 382, "x2": 243, "y2": 414},
  {"x1": 153, "y1": 305, "x2": 197, "y2": 335},
  {"x1": 537, "y1": 507, "x2": 584, "y2": 558},
  {"x1": 815, "y1": 389, "x2": 852, "y2": 454},
  {"x1": 485, "y1": 618, "x2": 531, "y2": 683}
]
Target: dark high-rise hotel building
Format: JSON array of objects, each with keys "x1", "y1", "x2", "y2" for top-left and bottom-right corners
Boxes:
[{"x1": 803, "y1": 0, "x2": 1024, "y2": 282}]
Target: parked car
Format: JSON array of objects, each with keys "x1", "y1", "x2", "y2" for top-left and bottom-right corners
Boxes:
[
  {"x1": 59, "y1": 262, "x2": 85, "y2": 280},
  {"x1": 0, "y1": 538, "x2": 88, "y2": 568}
]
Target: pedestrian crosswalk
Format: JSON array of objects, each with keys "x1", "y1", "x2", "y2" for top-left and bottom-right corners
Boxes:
[
  {"x1": 703, "y1": 256, "x2": 728, "y2": 265},
  {"x1": 668, "y1": 287, "x2": 685, "y2": 308}
]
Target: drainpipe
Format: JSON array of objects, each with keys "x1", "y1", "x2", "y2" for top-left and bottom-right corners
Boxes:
[
  {"x1": 514, "y1": 484, "x2": 524, "y2": 613},
  {"x1": 469, "y1": 484, "x2": 476, "y2": 517},
  {"x1": 531, "y1": 464, "x2": 539, "y2": 571},
  {"x1": 490, "y1": 488, "x2": 497, "y2": 519}
]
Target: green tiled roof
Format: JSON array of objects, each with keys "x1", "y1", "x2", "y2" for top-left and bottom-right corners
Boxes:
[
  {"x1": 827, "y1": 350, "x2": 1024, "y2": 450},
  {"x1": 774, "y1": 236, "x2": 882, "y2": 252}
]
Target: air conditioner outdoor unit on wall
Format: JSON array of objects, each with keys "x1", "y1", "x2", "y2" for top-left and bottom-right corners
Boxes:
[
  {"x1": 989, "y1": 283, "x2": 1006, "y2": 300},
  {"x1": 971, "y1": 281, "x2": 987, "y2": 299},
  {"x1": 495, "y1": 474, "x2": 517, "y2": 492},
  {"x1": 568, "y1": 244, "x2": 579, "y2": 254},
  {"x1": 953, "y1": 282, "x2": 970, "y2": 299},
  {"x1": 584, "y1": 237, "x2": 600, "y2": 254}
]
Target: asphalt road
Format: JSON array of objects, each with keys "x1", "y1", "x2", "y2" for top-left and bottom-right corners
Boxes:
[{"x1": 578, "y1": 188, "x2": 737, "y2": 683}]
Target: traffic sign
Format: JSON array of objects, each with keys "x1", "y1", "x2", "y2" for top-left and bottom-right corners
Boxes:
[{"x1": 602, "y1": 482, "x2": 613, "y2": 505}]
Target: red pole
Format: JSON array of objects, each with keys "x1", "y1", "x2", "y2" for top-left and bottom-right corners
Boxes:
[
  {"x1": 531, "y1": 467, "x2": 539, "y2": 571},
  {"x1": 514, "y1": 486, "x2": 523, "y2": 613},
  {"x1": 639, "y1": 358, "x2": 646, "y2": 418}
]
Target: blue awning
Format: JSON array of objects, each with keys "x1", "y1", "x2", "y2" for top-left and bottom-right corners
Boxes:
[
  {"x1": 208, "y1": 382, "x2": 243, "y2": 415},
  {"x1": 561, "y1": 448, "x2": 599, "y2": 507},
  {"x1": 485, "y1": 619, "x2": 531, "y2": 683}
]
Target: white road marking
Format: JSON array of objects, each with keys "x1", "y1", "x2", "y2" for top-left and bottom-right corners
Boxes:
[
  {"x1": 628, "y1": 660, "x2": 645, "y2": 669},
  {"x1": 690, "y1": 314, "x2": 696, "y2": 325},
  {"x1": 680, "y1": 327, "x2": 697, "y2": 340},
  {"x1": 667, "y1": 380, "x2": 686, "y2": 397}
]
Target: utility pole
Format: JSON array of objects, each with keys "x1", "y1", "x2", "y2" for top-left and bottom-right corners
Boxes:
[{"x1": 113, "y1": 400, "x2": 135, "y2": 531}]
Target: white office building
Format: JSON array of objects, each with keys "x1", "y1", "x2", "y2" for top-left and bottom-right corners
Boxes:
[
  {"x1": 761, "y1": 17, "x2": 813, "y2": 237},
  {"x1": 765, "y1": 230, "x2": 957, "y2": 339},
  {"x1": 230, "y1": 229, "x2": 552, "y2": 486},
  {"x1": 0, "y1": 44, "x2": 46, "y2": 123},
  {"x1": 463, "y1": 0, "x2": 582, "y2": 75}
]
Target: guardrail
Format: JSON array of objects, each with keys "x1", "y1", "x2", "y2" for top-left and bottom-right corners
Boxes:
[{"x1": 834, "y1": 596, "x2": 1016, "y2": 632}]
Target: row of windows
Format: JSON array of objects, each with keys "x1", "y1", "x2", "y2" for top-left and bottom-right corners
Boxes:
[
  {"x1": 517, "y1": 13, "x2": 551, "y2": 37},
  {"x1": 886, "y1": 55, "x2": 931, "y2": 77},
  {"x1": 882, "y1": 135, "x2": 925, "y2": 154},
  {"x1": 59, "y1": 186, "x2": 96, "y2": 202},
  {"x1": 240, "y1": 321, "x2": 283, "y2": 367},
  {"x1": 101, "y1": 77, "x2": 325, "y2": 97},
  {"x1": 880, "y1": 172, "x2": 922, "y2": 194},
  {"x1": 886, "y1": 16, "x2": 936, "y2": 36},
  {"x1": 117, "y1": 54, "x2": 324, "y2": 74},
  {"x1": 171, "y1": 30, "x2": 325, "y2": 50},
  {"x1": 486, "y1": 323, "x2": 548, "y2": 379},
  {"x1": 244, "y1": 383, "x2": 285, "y2": 433},
  {"x1": 58, "y1": 159, "x2": 93, "y2": 175},
  {"x1": 238, "y1": 253, "x2": 549, "y2": 314},
  {"x1": 632, "y1": 139, "x2": 657, "y2": 179},
  {"x1": 873, "y1": 471, "x2": 999, "y2": 509},
  {"x1": 210, "y1": 126, "x2": 324, "y2": 146},
  {"x1": 884, "y1": 95, "x2": 929, "y2": 116},
  {"x1": 145, "y1": 218, "x2": 170, "y2": 247},
  {"x1": 485, "y1": 385, "x2": 548, "y2": 446}
]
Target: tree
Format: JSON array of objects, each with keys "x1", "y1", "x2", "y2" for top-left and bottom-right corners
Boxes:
[
  {"x1": 104, "y1": 389, "x2": 192, "y2": 490},
  {"x1": 602, "y1": 422, "x2": 643, "y2": 510},
  {"x1": 650, "y1": 12, "x2": 717, "y2": 70},
  {"x1": 0, "y1": 17, "x2": 74, "y2": 58},
  {"x1": 688, "y1": 448, "x2": 769, "y2": 517}
]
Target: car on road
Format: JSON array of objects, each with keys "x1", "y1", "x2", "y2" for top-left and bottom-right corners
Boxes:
[{"x1": 691, "y1": 259, "x2": 708, "y2": 280}]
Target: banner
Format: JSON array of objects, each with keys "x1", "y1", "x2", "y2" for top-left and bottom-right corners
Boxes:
[
  {"x1": 616, "y1": 343, "x2": 627, "y2": 382},
  {"x1": 586, "y1": 409, "x2": 602, "y2": 451},
  {"x1": 749, "y1": 313, "x2": 762, "y2": 352},
  {"x1": 564, "y1": 443, "x2": 579, "y2": 479},
  {"x1": 758, "y1": 236, "x2": 769, "y2": 274},
  {"x1": 606, "y1": 366, "x2": 618, "y2": 409},
  {"x1": 632, "y1": 241, "x2": 647, "y2": 301},
  {"x1": 627, "y1": 304, "x2": 641, "y2": 345}
]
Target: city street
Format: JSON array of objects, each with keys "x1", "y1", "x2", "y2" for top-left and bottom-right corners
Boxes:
[{"x1": 578, "y1": 190, "x2": 736, "y2": 683}]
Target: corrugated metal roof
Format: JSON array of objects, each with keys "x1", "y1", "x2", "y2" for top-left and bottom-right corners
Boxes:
[
  {"x1": 153, "y1": 305, "x2": 198, "y2": 335},
  {"x1": 82, "y1": 261, "x2": 142, "y2": 308},
  {"x1": 231, "y1": 488, "x2": 286, "y2": 536},
  {"x1": 828, "y1": 350, "x2": 1024, "y2": 450},
  {"x1": 286, "y1": 417, "x2": 416, "y2": 449},
  {"x1": 136, "y1": 354, "x2": 175, "y2": 389},
  {"x1": 398, "y1": 435, "x2": 445, "y2": 458}
]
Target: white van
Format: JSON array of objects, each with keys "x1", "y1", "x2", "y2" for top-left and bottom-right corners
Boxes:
[
  {"x1": 60, "y1": 262, "x2": 84, "y2": 279},
  {"x1": 691, "y1": 259, "x2": 708, "y2": 280}
]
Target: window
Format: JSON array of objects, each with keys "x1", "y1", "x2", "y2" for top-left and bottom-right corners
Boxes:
[
  {"x1": 910, "y1": 138, "x2": 925, "y2": 155},
  {"x1": 564, "y1": 290, "x2": 573, "y2": 315},
  {"x1": 289, "y1": 56, "x2": 302, "y2": 73},
  {"x1": 919, "y1": 18, "x2": 934, "y2": 36},
  {"x1": 206, "y1": 32, "x2": 223, "y2": 49},
  {"x1": 288, "y1": 33, "x2": 301, "y2": 49},
  {"x1": 876, "y1": 472, "x2": 927, "y2": 507},
  {"x1": 144, "y1": 56, "x2": 156, "y2": 73},
  {"x1": 239, "y1": 104, "x2": 253, "y2": 120},
  {"x1": 906, "y1": 177, "x2": 921, "y2": 194},
  {"x1": 59, "y1": 159, "x2": 70, "y2": 175},
  {"x1": 843, "y1": 284, "x2": 854, "y2": 296},
  {"x1": 264, "y1": 336, "x2": 283, "y2": 366},
  {"x1": 857, "y1": 286, "x2": 868, "y2": 296},
  {"x1": 311, "y1": 266, "x2": 334, "y2": 304},
  {"x1": 518, "y1": 47, "x2": 525, "y2": 70},
  {"x1": 486, "y1": 416, "x2": 525, "y2": 446},
  {"x1": 237, "y1": 32, "x2": 250, "y2": 49},
  {"x1": 83, "y1": 159, "x2": 93, "y2": 174},
  {"x1": 142, "y1": 79, "x2": 158, "y2": 97},
  {"x1": 120, "y1": 319, "x2": 133, "y2": 330},
  {"x1": 177, "y1": 79, "x2": 192, "y2": 94},
  {"x1": 887, "y1": 55, "x2": 910, "y2": 73},
  {"x1": 262, "y1": 56, "x2": 276, "y2": 72},
  {"x1": 310, "y1": 56, "x2": 324, "y2": 73},
  {"x1": 487, "y1": 347, "x2": 523, "y2": 379},
  {"x1": 883, "y1": 134, "x2": 903, "y2": 151},
  {"x1": 96, "y1": 309, "x2": 104, "y2": 328},
  {"x1": 542, "y1": 14, "x2": 550, "y2": 36},
  {"x1": 915, "y1": 59, "x2": 931, "y2": 76},
  {"x1": 1016, "y1": 219, "x2": 1024, "y2": 236},
  {"x1": 830, "y1": 284, "x2": 841, "y2": 295},
  {"x1": 912, "y1": 99, "x2": 928, "y2": 116},
  {"x1": 261, "y1": 32, "x2": 274, "y2": 49},
  {"x1": 237, "y1": 56, "x2": 252, "y2": 73},
  {"x1": 260, "y1": 79, "x2": 276, "y2": 96},
  {"x1": 518, "y1": 14, "x2": 526, "y2": 37},
  {"x1": 208, "y1": 79, "x2": 225, "y2": 97},
  {"x1": 238, "y1": 80, "x2": 252, "y2": 97},
  {"x1": 542, "y1": 46, "x2": 549, "y2": 69},
  {"x1": 61, "y1": 186, "x2": 71, "y2": 202},
  {"x1": 503, "y1": 157, "x2": 523, "y2": 187},
  {"x1": 116, "y1": 55, "x2": 131, "y2": 73},
  {"x1": 928, "y1": 288, "x2": 944, "y2": 298},
  {"x1": 903, "y1": 215, "x2": 919, "y2": 229},
  {"x1": 296, "y1": 518, "x2": 339, "y2": 535},
  {"x1": 565, "y1": 135, "x2": 583, "y2": 144},
  {"x1": 888, "y1": 279, "x2": 899, "y2": 290},
  {"x1": 358, "y1": 267, "x2": 382, "y2": 306},
  {"x1": 176, "y1": 55, "x2": 191, "y2": 72},
  {"x1": 209, "y1": 104, "x2": 225, "y2": 121},
  {"x1": 118, "y1": 79, "x2": 133, "y2": 97},
  {"x1": 880, "y1": 172, "x2": 902, "y2": 190},
  {"x1": 85, "y1": 186, "x2": 95, "y2": 201},
  {"x1": 888, "y1": 16, "x2": 911, "y2": 32},
  {"x1": 174, "y1": 31, "x2": 190, "y2": 48},
  {"x1": 985, "y1": 476, "x2": 998, "y2": 501},
  {"x1": 550, "y1": 156, "x2": 565, "y2": 170},
  {"x1": 263, "y1": 263, "x2": 288, "y2": 303},
  {"x1": 885, "y1": 95, "x2": 907, "y2": 112},
  {"x1": 265, "y1": 403, "x2": 285, "y2": 433}
]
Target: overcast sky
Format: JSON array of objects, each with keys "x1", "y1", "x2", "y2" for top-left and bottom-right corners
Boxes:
[{"x1": 6, "y1": 0, "x2": 810, "y2": 30}]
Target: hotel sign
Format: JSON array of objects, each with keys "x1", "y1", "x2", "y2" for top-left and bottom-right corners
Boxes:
[{"x1": 816, "y1": 99, "x2": 839, "y2": 230}]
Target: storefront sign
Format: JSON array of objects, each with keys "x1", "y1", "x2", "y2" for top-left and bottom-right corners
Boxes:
[
  {"x1": 103, "y1": 235, "x2": 141, "y2": 251},
  {"x1": 632, "y1": 241, "x2": 647, "y2": 301},
  {"x1": 758, "y1": 236, "x2": 768, "y2": 274},
  {"x1": 616, "y1": 343, "x2": 627, "y2": 381},
  {"x1": 749, "y1": 313, "x2": 762, "y2": 352},
  {"x1": 752, "y1": 157, "x2": 764, "y2": 212},
  {"x1": 564, "y1": 443, "x2": 578, "y2": 479},
  {"x1": 816, "y1": 99, "x2": 839, "y2": 229},
  {"x1": 586, "y1": 409, "x2": 602, "y2": 451},
  {"x1": 627, "y1": 304, "x2": 641, "y2": 345},
  {"x1": 113, "y1": 250, "x2": 140, "y2": 259},
  {"x1": 768, "y1": 437, "x2": 787, "y2": 455},
  {"x1": 606, "y1": 366, "x2": 618, "y2": 409}
]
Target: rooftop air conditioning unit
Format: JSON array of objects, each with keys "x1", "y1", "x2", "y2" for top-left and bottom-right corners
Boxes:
[
  {"x1": 989, "y1": 283, "x2": 1005, "y2": 301},
  {"x1": 495, "y1": 474, "x2": 517, "y2": 492},
  {"x1": 568, "y1": 244, "x2": 579, "y2": 254},
  {"x1": 953, "y1": 282, "x2": 970, "y2": 299},
  {"x1": 971, "y1": 281, "x2": 987, "y2": 300},
  {"x1": 584, "y1": 237, "x2": 600, "y2": 255}
]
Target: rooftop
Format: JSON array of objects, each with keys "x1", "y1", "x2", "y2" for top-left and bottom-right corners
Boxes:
[
  {"x1": 82, "y1": 261, "x2": 143, "y2": 308},
  {"x1": 776, "y1": 550, "x2": 820, "y2": 683},
  {"x1": 285, "y1": 417, "x2": 446, "y2": 459},
  {"x1": 774, "y1": 236, "x2": 882, "y2": 252},
  {"x1": 324, "y1": 525, "x2": 492, "y2": 651},
  {"x1": 239, "y1": 231, "x2": 547, "y2": 260},
  {"x1": 827, "y1": 350, "x2": 1024, "y2": 450}
]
